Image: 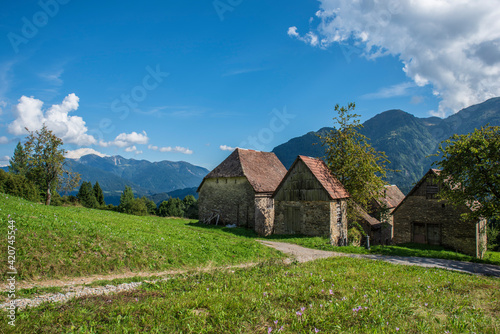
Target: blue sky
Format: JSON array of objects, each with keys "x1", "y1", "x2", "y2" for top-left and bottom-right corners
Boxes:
[{"x1": 1, "y1": 0, "x2": 500, "y2": 169}]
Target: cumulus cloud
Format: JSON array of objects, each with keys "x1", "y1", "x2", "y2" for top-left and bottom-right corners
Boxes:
[
  {"x1": 289, "y1": 0, "x2": 500, "y2": 116},
  {"x1": 8, "y1": 94, "x2": 97, "y2": 145},
  {"x1": 148, "y1": 144, "x2": 193, "y2": 154},
  {"x1": 0, "y1": 156, "x2": 9, "y2": 167},
  {"x1": 65, "y1": 148, "x2": 109, "y2": 159},
  {"x1": 100, "y1": 131, "x2": 149, "y2": 148},
  {"x1": 0, "y1": 136, "x2": 8, "y2": 144},
  {"x1": 125, "y1": 146, "x2": 137, "y2": 152},
  {"x1": 219, "y1": 145, "x2": 236, "y2": 151}
]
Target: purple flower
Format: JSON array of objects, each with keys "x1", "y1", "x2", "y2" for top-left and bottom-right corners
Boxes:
[
  {"x1": 329, "y1": 289, "x2": 333, "y2": 295},
  {"x1": 268, "y1": 327, "x2": 272, "y2": 334},
  {"x1": 396, "y1": 328, "x2": 399, "y2": 331},
  {"x1": 263, "y1": 292, "x2": 267, "y2": 296},
  {"x1": 274, "y1": 320, "x2": 278, "y2": 325},
  {"x1": 278, "y1": 326, "x2": 283, "y2": 332},
  {"x1": 300, "y1": 307, "x2": 306, "y2": 312},
  {"x1": 296, "y1": 311, "x2": 302, "y2": 316},
  {"x1": 424, "y1": 303, "x2": 428, "y2": 307},
  {"x1": 314, "y1": 328, "x2": 320, "y2": 333}
]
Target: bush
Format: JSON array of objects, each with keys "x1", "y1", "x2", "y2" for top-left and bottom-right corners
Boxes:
[
  {"x1": 487, "y1": 219, "x2": 500, "y2": 251},
  {"x1": 348, "y1": 227, "x2": 362, "y2": 247},
  {"x1": 0, "y1": 169, "x2": 40, "y2": 202}
]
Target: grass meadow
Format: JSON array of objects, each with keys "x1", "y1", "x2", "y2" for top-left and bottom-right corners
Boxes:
[
  {"x1": 1, "y1": 193, "x2": 499, "y2": 333},
  {"x1": 3, "y1": 257, "x2": 499, "y2": 333}
]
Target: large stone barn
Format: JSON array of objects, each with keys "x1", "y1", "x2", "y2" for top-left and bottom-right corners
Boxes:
[
  {"x1": 272, "y1": 155, "x2": 350, "y2": 246},
  {"x1": 197, "y1": 148, "x2": 287, "y2": 235},
  {"x1": 392, "y1": 169, "x2": 487, "y2": 258},
  {"x1": 357, "y1": 185, "x2": 405, "y2": 245}
]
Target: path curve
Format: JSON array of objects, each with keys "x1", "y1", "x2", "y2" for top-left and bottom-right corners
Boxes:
[{"x1": 258, "y1": 240, "x2": 500, "y2": 278}]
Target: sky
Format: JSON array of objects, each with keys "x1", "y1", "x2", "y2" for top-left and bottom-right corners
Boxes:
[{"x1": 1, "y1": 0, "x2": 500, "y2": 169}]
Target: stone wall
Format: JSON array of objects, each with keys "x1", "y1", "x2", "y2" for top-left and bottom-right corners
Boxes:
[
  {"x1": 254, "y1": 195, "x2": 274, "y2": 236},
  {"x1": 330, "y1": 199, "x2": 348, "y2": 246},
  {"x1": 198, "y1": 177, "x2": 256, "y2": 227},
  {"x1": 393, "y1": 177, "x2": 486, "y2": 257}
]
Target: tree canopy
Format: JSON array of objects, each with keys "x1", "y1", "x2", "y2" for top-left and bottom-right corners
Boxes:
[
  {"x1": 318, "y1": 103, "x2": 390, "y2": 218},
  {"x1": 434, "y1": 125, "x2": 500, "y2": 221}
]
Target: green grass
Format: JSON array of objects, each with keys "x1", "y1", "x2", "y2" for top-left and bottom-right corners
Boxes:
[
  {"x1": 0, "y1": 194, "x2": 282, "y2": 280},
  {"x1": 4, "y1": 257, "x2": 499, "y2": 333}
]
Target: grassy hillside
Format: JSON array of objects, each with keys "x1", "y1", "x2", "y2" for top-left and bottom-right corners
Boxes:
[
  {"x1": 0, "y1": 194, "x2": 282, "y2": 280},
  {"x1": 6, "y1": 257, "x2": 499, "y2": 333}
]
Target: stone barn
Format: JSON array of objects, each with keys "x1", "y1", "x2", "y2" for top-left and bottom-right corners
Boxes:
[
  {"x1": 392, "y1": 169, "x2": 487, "y2": 258},
  {"x1": 197, "y1": 148, "x2": 287, "y2": 236},
  {"x1": 357, "y1": 185, "x2": 405, "y2": 245},
  {"x1": 272, "y1": 156, "x2": 350, "y2": 246}
]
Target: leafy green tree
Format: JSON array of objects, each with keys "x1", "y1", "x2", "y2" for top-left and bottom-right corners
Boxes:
[
  {"x1": 318, "y1": 103, "x2": 390, "y2": 219},
  {"x1": 140, "y1": 196, "x2": 157, "y2": 215},
  {"x1": 22, "y1": 125, "x2": 79, "y2": 205},
  {"x1": 127, "y1": 198, "x2": 148, "y2": 216},
  {"x1": 0, "y1": 169, "x2": 39, "y2": 202},
  {"x1": 157, "y1": 198, "x2": 185, "y2": 217},
  {"x1": 93, "y1": 181, "x2": 105, "y2": 207},
  {"x1": 77, "y1": 181, "x2": 98, "y2": 208},
  {"x1": 434, "y1": 125, "x2": 500, "y2": 222},
  {"x1": 9, "y1": 142, "x2": 29, "y2": 176},
  {"x1": 183, "y1": 195, "x2": 198, "y2": 219},
  {"x1": 119, "y1": 186, "x2": 135, "y2": 213}
]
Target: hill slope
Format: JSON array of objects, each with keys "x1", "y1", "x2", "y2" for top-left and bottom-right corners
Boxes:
[{"x1": 272, "y1": 97, "x2": 500, "y2": 193}]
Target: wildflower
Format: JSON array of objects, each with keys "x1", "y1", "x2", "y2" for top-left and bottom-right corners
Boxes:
[
  {"x1": 301, "y1": 307, "x2": 306, "y2": 312},
  {"x1": 425, "y1": 303, "x2": 428, "y2": 307},
  {"x1": 396, "y1": 328, "x2": 399, "y2": 331},
  {"x1": 135, "y1": 298, "x2": 138, "y2": 302},
  {"x1": 320, "y1": 304, "x2": 323, "y2": 307},
  {"x1": 274, "y1": 320, "x2": 278, "y2": 325},
  {"x1": 314, "y1": 328, "x2": 320, "y2": 333},
  {"x1": 278, "y1": 326, "x2": 284, "y2": 332},
  {"x1": 296, "y1": 311, "x2": 302, "y2": 316},
  {"x1": 268, "y1": 327, "x2": 272, "y2": 333},
  {"x1": 263, "y1": 292, "x2": 267, "y2": 296},
  {"x1": 364, "y1": 295, "x2": 367, "y2": 298}
]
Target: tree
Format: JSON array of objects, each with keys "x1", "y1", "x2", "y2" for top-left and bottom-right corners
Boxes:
[
  {"x1": 140, "y1": 196, "x2": 157, "y2": 215},
  {"x1": 9, "y1": 142, "x2": 29, "y2": 176},
  {"x1": 0, "y1": 169, "x2": 39, "y2": 202},
  {"x1": 434, "y1": 125, "x2": 500, "y2": 222},
  {"x1": 127, "y1": 198, "x2": 148, "y2": 216},
  {"x1": 93, "y1": 181, "x2": 105, "y2": 207},
  {"x1": 119, "y1": 186, "x2": 135, "y2": 213},
  {"x1": 157, "y1": 198, "x2": 185, "y2": 218},
  {"x1": 78, "y1": 181, "x2": 98, "y2": 208},
  {"x1": 318, "y1": 103, "x2": 390, "y2": 219},
  {"x1": 183, "y1": 195, "x2": 198, "y2": 219},
  {"x1": 22, "y1": 125, "x2": 79, "y2": 205}
]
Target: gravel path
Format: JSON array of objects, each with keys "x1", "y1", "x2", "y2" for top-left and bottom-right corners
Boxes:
[{"x1": 258, "y1": 240, "x2": 500, "y2": 277}]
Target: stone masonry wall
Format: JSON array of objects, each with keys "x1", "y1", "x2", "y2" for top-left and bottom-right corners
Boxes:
[
  {"x1": 393, "y1": 195, "x2": 483, "y2": 257},
  {"x1": 198, "y1": 177, "x2": 256, "y2": 227},
  {"x1": 254, "y1": 195, "x2": 274, "y2": 236}
]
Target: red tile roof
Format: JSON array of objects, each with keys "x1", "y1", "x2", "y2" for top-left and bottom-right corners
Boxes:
[
  {"x1": 198, "y1": 148, "x2": 287, "y2": 193},
  {"x1": 296, "y1": 155, "x2": 350, "y2": 200},
  {"x1": 376, "y1": 185, "x2": 405, "y2": 209}
]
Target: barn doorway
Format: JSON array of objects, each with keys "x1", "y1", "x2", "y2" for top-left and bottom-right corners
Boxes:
[
  {"x1": 284, "y1": 206, "x2": 302, "y2": 234},
  {"x1": 412, "y1": 222, "x2": 441, "y2": 245}
]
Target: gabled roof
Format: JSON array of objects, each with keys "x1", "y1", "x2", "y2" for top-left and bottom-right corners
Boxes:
[
  {"x1": 355, "y1": 205, "x2": 382, "y2": 228},
  {"x1": 273, "y1": 155, "x2": 350, "y2": 200},
  {"x1": 375, "y1": 185, "x2": 405, "y2": 209},
  {"x1": 197, "y1": 148, "x2": 287, "y2": 193},
  {"x1": 392, "y1": 169, "x2": 441, "y2": 214}
]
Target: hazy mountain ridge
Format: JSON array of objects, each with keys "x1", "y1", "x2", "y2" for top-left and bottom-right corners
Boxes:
[{"x1": 272, "y1": 97, "x2": 500, "y2": 194}]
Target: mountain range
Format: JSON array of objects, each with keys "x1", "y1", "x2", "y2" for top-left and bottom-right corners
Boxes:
[
  {"x1": 66, "y1": 155, "x2": 209, "y2": 205},
  {"x1": 272, "y1": 97, "x2": 500, "y2": 194}
]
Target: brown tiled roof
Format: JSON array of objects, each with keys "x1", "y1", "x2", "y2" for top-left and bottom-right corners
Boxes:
[
  {"x1": 376, "y1": 185, "x2": 405, "y2": 209},
  {"x1": 198, "y1": 148, "x2": 287, "y2": 193},
  {"x1": 355, "y1": 205, "x2": 382, "y2": 227},
  {"x1": 297, "y1": 155, "x2": 350, "y2": 200}
]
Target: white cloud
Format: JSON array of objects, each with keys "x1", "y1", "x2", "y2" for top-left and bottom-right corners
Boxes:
[
  {"x1": 100, "y1": 131, "x2": 149, "y2": 148},
  {"x1": 149, "y1": 144, "x2": 193, "y2": 154},
  {"x1": 0, "y1": 136, "x2": 8, "y2": 144},
  {"x1": 125, "y1": 146, "x2": 137, "y2": 152},
  {"x1": 220, "y1": 145, "x2": 236, "y2": 151},
  {"x1": 39, "y1": 69, "x2": 64, "y2": 86},
  {"x1": 362, "y1": 82, "x2": 415, "y2": 99},
  {"x1": 289, "y1": 0, "x2": 500, "y2": 115},
  {"x1": 0, "y1": 156, "x2": 9, "y2": 167},
  {"x1": 135, "y1": 150, "x2": 143, "y2": 155},
  {"x1": 65, "y1": 148, "x2": 109, "y2": 159},
  {"x1": 8, "y1": 94, "x2": 97, "y2": 145}
]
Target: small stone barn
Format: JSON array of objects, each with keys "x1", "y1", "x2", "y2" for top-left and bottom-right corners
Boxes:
[
  {"x1": 197, "y1": 148, "x2": 287, "y2": 235},
  {"x1": 392, "y1": 169, "x2": 487, "y2": 258},
  {"x1": 357, "y1": 185, "x2": 405, "y2": 245},
  {"x1": 272, "y1": 156, "x2": 350, "y2": 246}
]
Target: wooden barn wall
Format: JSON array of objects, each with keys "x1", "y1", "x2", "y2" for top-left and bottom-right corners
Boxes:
[{"x1": 274, "y1": 160, "x2": 331, "y2": 202}]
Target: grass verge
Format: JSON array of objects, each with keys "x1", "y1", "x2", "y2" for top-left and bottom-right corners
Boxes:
[
  {"x1": 0, "y1": 194, "x2": 282, "y2": 281},
  {"x1": 3, "y1": 257, "x2": 499, "y2": 333}
]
